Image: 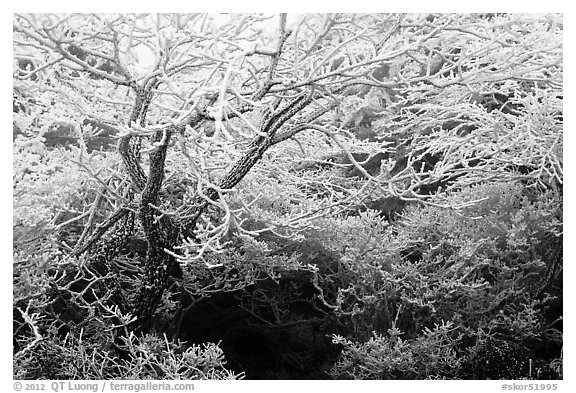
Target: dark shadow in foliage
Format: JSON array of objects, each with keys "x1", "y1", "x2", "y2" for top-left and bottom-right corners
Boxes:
[{"x1": 175, "y1": 238, "x2": 343, "y2": 379}]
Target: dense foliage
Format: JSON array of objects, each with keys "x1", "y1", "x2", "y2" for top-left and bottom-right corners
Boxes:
[{"x1": 13, "y1": 13, "x2": 562, "y2": 380}]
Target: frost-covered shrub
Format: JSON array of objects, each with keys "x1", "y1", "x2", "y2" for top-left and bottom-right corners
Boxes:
[
  {"x1": 13, "y1": 136, "x2": 116, "y2": 228},
  {"x1": 330, "y1": 321, "x2": 462, "y2": 379},
  {"x1": 313, "y1": 181, "x2": 562, "y2": 378},
  {"x1": 14, "y1": 327, "x2": 242, "y2": 380}
]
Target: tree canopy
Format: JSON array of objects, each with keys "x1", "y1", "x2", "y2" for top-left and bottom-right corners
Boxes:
[{"x1": 13, "y1": 13, "x2": 562, "y2": 380}]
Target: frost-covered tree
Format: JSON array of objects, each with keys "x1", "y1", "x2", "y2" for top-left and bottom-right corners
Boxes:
[{"x1": 13, "y1": 13, "x2": 562, "y2": 336}]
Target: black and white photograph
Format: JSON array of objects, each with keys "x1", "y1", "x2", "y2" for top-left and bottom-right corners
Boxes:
[{"x1": 11, "y1": 10, "x2": 565, "y2": 387}]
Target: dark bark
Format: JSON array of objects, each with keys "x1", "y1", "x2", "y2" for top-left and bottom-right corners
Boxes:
[{"x1": 131, "y1": 129, "x2": 183, "y2": 324}]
